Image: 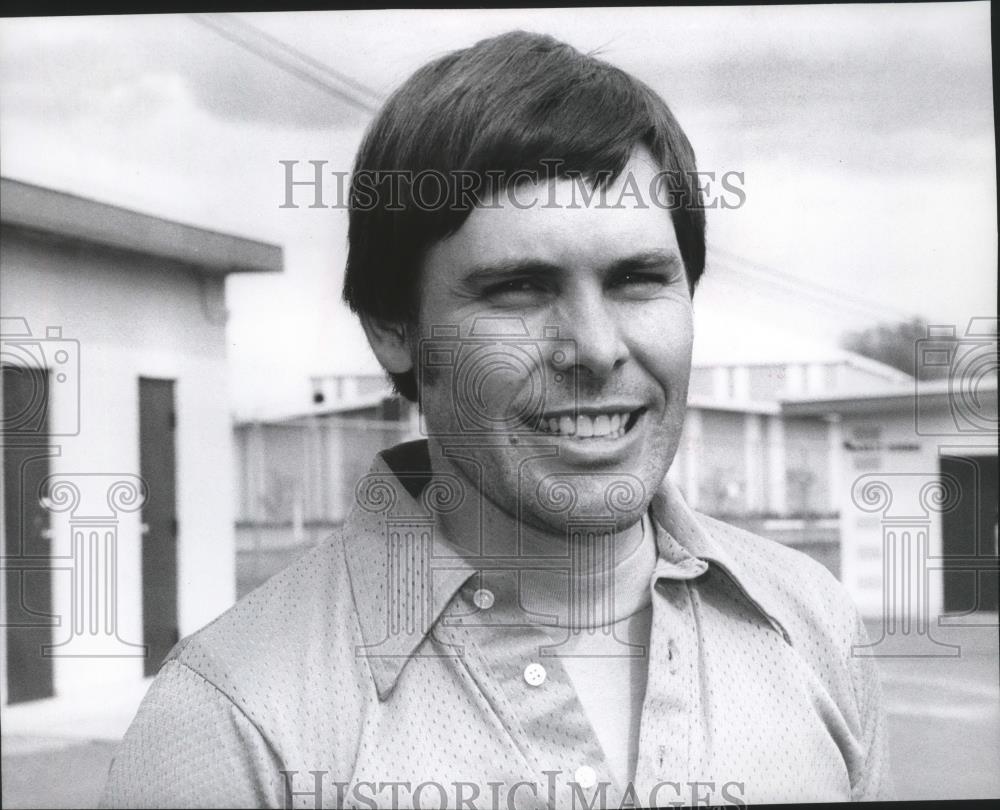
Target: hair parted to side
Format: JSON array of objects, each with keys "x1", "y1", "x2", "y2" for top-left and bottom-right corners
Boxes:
[{"x1": 343, "y1": 30, "x2": 706, "y2": 402}]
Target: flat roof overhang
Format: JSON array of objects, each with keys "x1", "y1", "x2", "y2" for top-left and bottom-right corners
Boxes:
[
  {"x1": 781, "y1": 380, "x2": 998, "y2": 418},
  {"x1": 1, "y1": 177, "x2": 282, "y2": 276}
]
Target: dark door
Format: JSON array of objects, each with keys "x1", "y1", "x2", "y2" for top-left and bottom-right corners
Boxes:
[
  {"x1": 139, "y1": 377, "x2": 178, "y2": 676},
  {"x1": 941, "y1": 454, "x2": 1000, "y2": 613},
  {"x1": 2, "y1": 364, "x2": 56, "y2": 703}
]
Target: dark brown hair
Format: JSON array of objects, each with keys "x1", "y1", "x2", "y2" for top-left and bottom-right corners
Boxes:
[{"x1": 343, "y1": 31, "x2": 705, "y2": 401}]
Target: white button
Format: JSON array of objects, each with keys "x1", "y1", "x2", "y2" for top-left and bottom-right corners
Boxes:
[
  {"x1": 472, "y1": 588, "x2": 494, "y2": 610},
  {"x1": 574, "y1": 765, "x2": 598, "y2": 789},
  {"x1": 523, "y1": 663, "x2": 546, "y2": 686}
]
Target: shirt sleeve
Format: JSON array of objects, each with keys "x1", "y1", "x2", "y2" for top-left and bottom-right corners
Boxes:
[
  {"x1": 847, "y1": 614, "x2": 895, "y2": 801},
  {"x1": 99, "y1": 659, "x2": 285, "y2": 809}
]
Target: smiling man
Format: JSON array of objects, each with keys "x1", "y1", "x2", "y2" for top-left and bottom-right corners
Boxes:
[
  {"x1": 102, "y1": 31, "x2": 892, "y2": 809},
  {"x1": 371, "y1": 146, "x2": 694, "y2": 545}
]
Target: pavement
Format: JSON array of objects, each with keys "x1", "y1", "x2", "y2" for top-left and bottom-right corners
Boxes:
[
  {"x1": 1, "y1": 677, "x2": 154, "y2": 809},
  {"x1": 867, "y1": 616, "x2": 1000, "y2": 801},
  {"x1": 2, "y1": 737, "x2": 119, "y2": 810},
  {"x1": 2, "y1": 617, "x2": 997, "y2": 808}
]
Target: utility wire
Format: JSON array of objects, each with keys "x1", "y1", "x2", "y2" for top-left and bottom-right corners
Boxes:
[
  {"x1": 708, "y1": 251, "x2": 891, "y2": 318},
  {"x1": 708, "y1": 246, "x2": 910, "y2": 322},
  {"x1": 705, "y1": 267, "x2": 869, "y2": 327},
  {"x1": 707, "y1": 253, "x2": 908, "y2": 323},
  {"x1": 188, "y1": 14, "x2": 378, "y2": 114},
  {"x1": 708, "y1": 271, "x2": 893, "y2": 330},
  {"x1": 220, "y1": 13, "x2": 384, "y2": 105},
  {"x1": 705, "y1": 263, "x2": 898, "y2": 330},
  {"x1": 189, "y1": 12, "x2": 909, "y2": 330}
]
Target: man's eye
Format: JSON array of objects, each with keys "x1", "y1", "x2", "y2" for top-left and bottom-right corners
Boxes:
[
  {"x1": 613, "y1": 272, "x2": 669, "y2": 288},
  {"x1": 483, "y1": 278, "x2": 547, "y2": 299}
]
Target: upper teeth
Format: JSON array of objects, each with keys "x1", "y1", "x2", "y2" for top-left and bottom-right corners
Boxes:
[{"x1": 538, "y1": 412, "x2": 632, "y2": 438}]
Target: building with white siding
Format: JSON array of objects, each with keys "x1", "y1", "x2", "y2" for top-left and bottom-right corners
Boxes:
[
  {"x1": 248, "y1": 347, "x2": 996, "y2": 626},
  {"x1": 0, "y1": 178, "x2": 282, "y2": 709},
  {"x1": 785, "y1": 376, "x2": 998, "y2": 635}
]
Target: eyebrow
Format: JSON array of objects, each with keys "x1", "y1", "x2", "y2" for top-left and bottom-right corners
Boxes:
[{"x1": 461, "y1": 250, "x2": 683, "y2": 285}]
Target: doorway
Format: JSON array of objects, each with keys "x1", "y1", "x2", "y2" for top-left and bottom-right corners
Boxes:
[
  {"x1": 2, "y1": 364, "x2": 56, "y2": 703},
  {"x1": 941, "y1": 454, "x2": 999, "y2": 613},
  {"x1": 138, "y1": 377, "x2": 179, "y2": 676}
]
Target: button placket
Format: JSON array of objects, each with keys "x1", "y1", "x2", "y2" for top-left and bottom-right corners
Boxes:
[
  {"x1": 634, "y1": 578, "x2": 695, "y2": 796},
  {"x1": 448, "y1": 586, "x2": 622, "y2": 808}
]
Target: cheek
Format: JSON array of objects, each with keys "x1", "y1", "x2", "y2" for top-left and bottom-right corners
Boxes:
[
  {"x1": 628, "y1": 303, "x2": 694, "y2": 379},
  {"x1": 418, "y1": 339, "x2": 551, "y2": 429}
]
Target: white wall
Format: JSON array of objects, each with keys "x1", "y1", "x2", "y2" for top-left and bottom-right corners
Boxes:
[{"x1": 1, "y1": 231, "x2": 237, "y2": 699}]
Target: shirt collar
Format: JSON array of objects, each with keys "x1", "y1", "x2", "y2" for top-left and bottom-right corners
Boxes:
[
  {"x1": 341, "y1": 440, "x2": 480, "y2": 700},
  {"x1": 343, "y1": 440, "x2": 791, "y2": 700},
  {"x1": 649, "y1": 476, "x2": 793, "y2": 645}
]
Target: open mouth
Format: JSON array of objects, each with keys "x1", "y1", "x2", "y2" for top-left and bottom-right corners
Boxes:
[{"x1": 531, "y1": 408, "x2": 644, "y2": 440}]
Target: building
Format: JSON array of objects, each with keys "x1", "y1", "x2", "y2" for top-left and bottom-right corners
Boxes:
[
  {"x1": 668, "y1": 352, "x2": 916, "y2": 575},
  {"x1": 234, "y1": 333, "x2": 998, "y2": 627},
  {"x1": 688, "y1": 348, "x2": 914, "y2": 402},
  {"x1": 786, "y1": 376, "x2": 999, "y2": 630},
  {"x1": 234, "y1": 374, "x2": 418, "y2": 597},
  {"x1": 0, "y1": 178, "x2": 282, "y2": 707},
  {"x1": 679, "y1": 344, "x2": 998, "y2": 628}
]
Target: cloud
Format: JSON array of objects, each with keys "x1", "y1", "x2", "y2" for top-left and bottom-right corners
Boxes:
[
  {"x1": 2, "y1": 5, "x2": 991, "y2": 154},
  {"x1": 0, "y1": 15, "x2": 370, "y2": 130},
  {"x1": 2, "y1": 6, "x2": 993, "y2": 417}
]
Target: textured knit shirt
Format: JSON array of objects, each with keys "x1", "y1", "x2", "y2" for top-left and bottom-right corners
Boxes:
[
  {"x1": 101, "y1": 440, "x2": 893, "y2": 809},
  {"x1": 519, "y1": 513, "x2": 656, "y2": 790}
]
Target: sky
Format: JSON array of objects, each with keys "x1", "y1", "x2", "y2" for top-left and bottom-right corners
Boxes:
[{"x1": 1, "y1": 4, "x2": 995, "y2": 418}]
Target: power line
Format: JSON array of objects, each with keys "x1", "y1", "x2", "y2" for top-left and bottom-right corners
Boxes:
[
  {"x1": 712, "y1": 246, "x2": 905, "y2": 316},
  {"x1": 708, "y1": 269, "x2": 896, "y2": 330},
  {"x1": 708, "y1": 246, "x2": 910, "y2": 322},
  {"x1": 708, "y1": 250, "x2": 896, "y2": 319},
  {"x1": 704, "y1": 264, "x2": 876, "y2": 327},
  {"x1": 706, "y1": 252, "x2": 909, "y2": 325},
  {"x1": 704, "y1": 263, "x2": 902, "y2": 332},
  {"x1": 707, "y1": 257, "x2": 863, "y2": 313},
  {"x1": 221, "y1": 14, "x2": 384, "y2": 105},
  {"x1": 188, "y1": 13, "x2": 382, "y2": 114},
  {"x1": 186, "y1": 12, "x2": 912, "y2": 331}
]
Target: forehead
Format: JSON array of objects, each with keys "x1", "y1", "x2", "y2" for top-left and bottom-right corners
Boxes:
[{"x1": 423, "y1": 148, "x2": 680, "y2": 275}]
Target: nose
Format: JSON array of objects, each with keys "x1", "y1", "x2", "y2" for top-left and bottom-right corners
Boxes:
[{"x1": 554, "y1": 288, "x2": 628, "y2": 380}]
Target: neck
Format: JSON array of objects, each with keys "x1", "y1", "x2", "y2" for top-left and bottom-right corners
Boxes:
[
  {"x1": 431, "y1": 446, "x2": 644, "y2": 553},
  {"x1": 520, "y1": 513, "x2": 655, "y2": 628},
  {"x1": 427, "y1": 440, "x2": 649, "y2": 622}
]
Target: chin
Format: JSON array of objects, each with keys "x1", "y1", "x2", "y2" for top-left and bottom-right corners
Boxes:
[
  {"x1": 525, "y1": 469, "x2": 653, "y2": 523},
  {"x1": 517, "y1": 504, "x2": 648, "y2": 548}
]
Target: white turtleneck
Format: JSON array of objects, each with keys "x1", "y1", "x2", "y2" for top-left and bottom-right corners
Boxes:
[{"x1": 517, "y1": 513, "x2": 657, "y2": 790}]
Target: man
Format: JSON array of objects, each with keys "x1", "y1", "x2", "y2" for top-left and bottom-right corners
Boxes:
[{"x1": 102, "y1": 31, "x2": 892, "y2": 808}]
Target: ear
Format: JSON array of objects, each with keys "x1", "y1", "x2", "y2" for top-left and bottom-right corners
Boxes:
[{"x1": 361, "y1": 313, "x2": 414, "y2": 375}]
